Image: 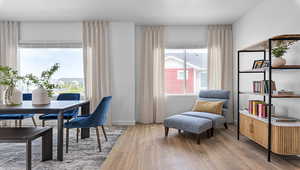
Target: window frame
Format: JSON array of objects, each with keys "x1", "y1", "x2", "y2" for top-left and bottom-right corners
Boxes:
[
  {"x1": 165, "y1": 48, "x2": 208, "y2": 96},
  {"x1": 17, "y1": 42, "x2": 85, "y2": 98}
]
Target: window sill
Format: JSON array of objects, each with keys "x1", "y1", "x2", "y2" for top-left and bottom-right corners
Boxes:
[{"x1": 166, "y1": 94, "x2": 198, "y2": 97}]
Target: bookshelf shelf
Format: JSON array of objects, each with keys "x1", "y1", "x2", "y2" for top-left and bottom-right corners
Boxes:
[
  {"x1": 241, "y1": 34, "x2": 300, "y2": 50},
  {"x1": 239, "y1": 70, "x2": 265, "y2": 73},
  {"x1": 272, "y1": 65, "x2": 300, "y2": 69},
  {"x1": 237, "y1": 34, "x2": 300, "y2": 162},
  {"x1": 239, "y1": 92, "x2": 300, "y2": 98}
]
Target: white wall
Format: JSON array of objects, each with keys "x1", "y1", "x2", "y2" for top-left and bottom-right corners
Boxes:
[
  {"x1": 110, "y1": 22, "x2": 135, "y2": 125},
  {"x1": 20, "y1": 22, "x2": 82, "y2": 43},
  {"x1": 20, "y1": 21, "x2": 136, "y2": 125},
  {"x1": 233, "y1": 0, "x2": 300, "y2": 120},
  {"x1": 135, "y1": 25, "x2": 208, "y2": 121}
]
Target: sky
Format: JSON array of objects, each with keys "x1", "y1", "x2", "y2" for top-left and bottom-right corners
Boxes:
[{"x1": 19, "y1": 48, "x2": 84, "y2": 79}]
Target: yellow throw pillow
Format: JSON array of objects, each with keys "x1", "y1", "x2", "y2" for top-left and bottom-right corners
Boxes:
[{"x1": 192, "y1": 100, "x2": 224, "y2": 115}]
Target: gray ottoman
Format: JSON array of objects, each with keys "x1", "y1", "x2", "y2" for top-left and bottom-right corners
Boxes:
[{"x1": 164, "y1": 114, "x2": 212, "y2": 144}]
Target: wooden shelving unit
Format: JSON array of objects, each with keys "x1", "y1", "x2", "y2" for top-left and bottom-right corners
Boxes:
[{"x1": 237, "y1": 34, "x2": 300, "y2": 162}]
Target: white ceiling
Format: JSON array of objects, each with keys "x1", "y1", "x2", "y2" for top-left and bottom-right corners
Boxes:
[{"x1": 0, "y1": 0, "x2": 261, "y2": 24}]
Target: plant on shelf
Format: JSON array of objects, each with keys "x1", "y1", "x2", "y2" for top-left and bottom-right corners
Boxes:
[
  {"x1": 0, "y1": 66, "x2": 24, "y2": 105},
  {"x1": 25, "y1": 63, "x2": 60, "y2": 105},
  {"x1": 271, "y1": 40, "x2": 297, "y2": 67}
]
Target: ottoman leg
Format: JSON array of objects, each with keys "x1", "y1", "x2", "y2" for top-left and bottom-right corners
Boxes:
[
  {"x1": 178, "y1": 129, "x2": 181, "y2": 134},
  {"x1": 224, "y1": 123, "x2": 228, "y2": 129},
  {"x1": 211, "y1": 128, "x2": 214, "y2": 137},
  {"x1": 197, "y1": 134, "x2": 201, "y2": 144},
  {"x1": 165, "y1": 127, "x2": 169, "y2": 137}
]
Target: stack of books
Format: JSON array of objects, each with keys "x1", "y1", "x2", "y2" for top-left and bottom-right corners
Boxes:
[
  {"x1": 253, "y1": 80, "x2": 276, "y2": 93},
  {"x1": 248, "y1": 100, "x2": 268, "y2": 118}
]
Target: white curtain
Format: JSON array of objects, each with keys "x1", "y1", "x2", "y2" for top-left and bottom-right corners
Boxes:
[
  {"x1": 207, "y1": 25, "x2": 233, "y2": 90},
  {"x1": 82, "y1": 21, "x2": 111, "y2": 118},
  {"x1": 0, "y1": 21, "x2": 19, "y2": 127},
  {"x1": 0, "y1": 21, "x2": 19, "y2": 69},
  {"x1": 138, "y1": 26, "x2": 166, "y2": 123}
]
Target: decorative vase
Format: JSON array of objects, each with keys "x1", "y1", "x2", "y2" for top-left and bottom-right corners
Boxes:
[
  {"x1": 3, "y1": 86, "x2": 22, "y2": 105},
  {"x1": 272, "y1": 57, "x2": 286, "y2": 67},
  {"x1": 32, "y1": 87, "x2": 50, "y2": 105}
]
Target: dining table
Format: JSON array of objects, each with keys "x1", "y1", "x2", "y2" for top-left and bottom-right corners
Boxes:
[{"x1": 0, "y1": 100, "x2": 90, "y2": 161}]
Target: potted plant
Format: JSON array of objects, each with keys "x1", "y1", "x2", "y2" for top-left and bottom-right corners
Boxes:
[
  {"x1": 25, "y1": 63, "x2": 60, "y2": 105},
  {"x1": 0, "y1": 66, "x2": 24, "y2": 105},
  {"x1": 272, "y1": 40, "x2": 297, "y2": 67}
]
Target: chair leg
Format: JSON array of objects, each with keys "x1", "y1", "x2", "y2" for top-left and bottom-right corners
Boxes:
[
  {"x1": 31, "y1": 117, "x2": 37, "y2": 127},
  {"x1": 76, "y1": 128, "x2": 79, "y2": 143},
  {"x1": 197, "y1": 134, "x2": 201, "y2": 145},
  {"x1": 15, "y1": 120, "x2": 18, "y2": 127},
  {"x1": 101, "y1": 125, "x2": 108, "y2": 142},
  {"x1": 95, "y1": 127, "x2": 102, "y2": 152},
  {"x1": 42, "y1": 120, "x2": 45, "y2": 127},
  {"x1": 19, "y1": 120, "x2": 22, "y2": 127},
  {"x1": 207, "y1": 130, "x2": 210, "y2": 138},
  {"x1": 224, "y1": 123, "x2": 228, "y2": 129},
  {"x1": 178, "y1": 129, "x2": 181, "y2": 134},
  {"x1": 66, "y1": 128, "x2": 69, "y2": 153},
  {"x1": 165, "y1": 127, "x2": 169, "y2": 137}
]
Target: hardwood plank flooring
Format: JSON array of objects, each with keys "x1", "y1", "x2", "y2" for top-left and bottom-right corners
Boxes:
[{"x1": 101, "y1": 124, "x2": 300, "y2": 170}]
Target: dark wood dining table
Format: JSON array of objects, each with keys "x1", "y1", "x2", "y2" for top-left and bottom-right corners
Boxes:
[{"x1": 0, "y1": 100, "x2": 90, "y2": 161}]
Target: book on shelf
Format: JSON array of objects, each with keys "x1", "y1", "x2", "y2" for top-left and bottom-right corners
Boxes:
[
  {"x1": 252, "y1": 80, "x2": 276, "y2": 94},
  {"x1": 248, "y1": 100, "x2": 273, "y2": 118}
]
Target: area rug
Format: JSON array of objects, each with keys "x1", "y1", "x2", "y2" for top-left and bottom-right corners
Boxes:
[{"x1": 0, "y1": 125, "x2": 126, "y2": 170}]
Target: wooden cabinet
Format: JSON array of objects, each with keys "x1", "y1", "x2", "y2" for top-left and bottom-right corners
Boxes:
[{"x1": 240, "y1": 113, "x2": 300, "y2": 155}]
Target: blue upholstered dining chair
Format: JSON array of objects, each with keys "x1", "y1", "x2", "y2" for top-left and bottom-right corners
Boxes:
[
  {"x1": 64, "y1": 96, "x2": 112, "y2": 153},
  {"x1": 39, "y1": 93, "x2": 80, "y2": 127},
  {"x1": 0, "y1": 93, "x2": 37, "y2": 127}
]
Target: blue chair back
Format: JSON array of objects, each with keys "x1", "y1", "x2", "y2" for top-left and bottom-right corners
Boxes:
[
  {"x1": 90, "y1": 96, "x2": 112, "y2": 126},
  {"x1": 57, "y1": 93, "x2": 80, "y2": 114},
  {"x1": 23, "y1": 93, "x2": 32, "y2": 101},
  {"x1": 57, "y1": 93, "x2": 80, "y2": 101}
]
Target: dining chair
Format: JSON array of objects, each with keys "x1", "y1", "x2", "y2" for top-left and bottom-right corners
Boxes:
[
  {"x1": 0, "y1": 93, "x2": 37, "y2": 127},
  {"x1": 39, "y1": 93, "x2": 80, "y2": 127},
  {"x1": 64, "y1": 96, "x2": 112, "y2": 153}
]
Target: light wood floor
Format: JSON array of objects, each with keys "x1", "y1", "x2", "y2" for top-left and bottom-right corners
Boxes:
[{"x1": 101, "y1": 124, "x2": 300, "y2": 170}]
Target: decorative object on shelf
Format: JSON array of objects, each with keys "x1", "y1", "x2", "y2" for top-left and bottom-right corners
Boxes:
[
  {"x1": 271, "y1": 40, "x2": 297, "y2": 67},
  {"x1": 277, "y1": 89, "x2": 294, "y2": 96},
  {"x1": 252, "y1": 60, "x2": 270, "y2": 70},
  {"x1": 0, "y1": 66, "x2": 24, "y2": 105},
  {"x1": 25, "y1": 63, "x2": 60, "y2": 105},
  {"x1": 272, "y1": 115, "x2": 298, "y2": 122}
]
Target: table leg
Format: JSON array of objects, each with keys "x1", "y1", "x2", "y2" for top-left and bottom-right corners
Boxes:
[
  {"x1": 42, "y1": 128, "x2": 53, "y2": 161},
  {"x1": 26, "y1": 140, "x2": 32, "y2": 170},
  {"x1": 81, "y1": 102, "x2": 90, "y2": 139},
  {"x1": 57, "y1": 111, "x2": 64, "y2": 161}
]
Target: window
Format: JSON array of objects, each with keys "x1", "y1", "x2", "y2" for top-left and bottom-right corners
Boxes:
[
  {"x1": 19, "y1": 47, "x2": 85, "y2": 96},
  {"x1": 165, "y1": 48, "x2": 208, "y2": 95}
]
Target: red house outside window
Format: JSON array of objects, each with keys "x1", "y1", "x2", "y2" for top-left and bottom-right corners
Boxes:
[{"x1": 165, "y1": 49, "x2": 208, "y2": 95}]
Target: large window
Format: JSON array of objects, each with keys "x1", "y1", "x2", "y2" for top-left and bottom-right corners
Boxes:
[
  {"x1": 165, "y1": 48, "x2": 208, "y2": 95},
  {"x1": 19, "y1": 47, "x2": 85, "y2": 96}
]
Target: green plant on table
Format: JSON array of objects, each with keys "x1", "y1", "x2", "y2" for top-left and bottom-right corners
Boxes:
[
  {"x1": 25, "y1": 63, "x2": 60, "y2": 98},
  {"x1": 0, "y1": 66, "x2": 24, "y2": 88}
]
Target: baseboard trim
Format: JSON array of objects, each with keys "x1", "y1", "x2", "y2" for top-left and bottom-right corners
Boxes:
[{"x1": 112, "y1": 121, "x2": 136, "y2": 126}]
